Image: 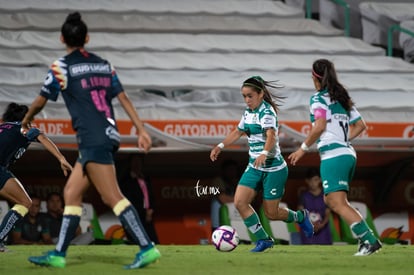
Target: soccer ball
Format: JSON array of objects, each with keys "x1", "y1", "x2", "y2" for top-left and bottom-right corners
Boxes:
[{"x1": 211, "y1": 225, "x2": 239, "y2": 252}]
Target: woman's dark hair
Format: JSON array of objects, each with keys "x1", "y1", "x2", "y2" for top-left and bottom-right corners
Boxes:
[
  {"x1": 312, "y1": 59, "x2": 353, "y2": 112},
  {"x1": 242, "y1": 76, "x2": 285, "y2": 114},
  {"x1": 61, "y1": 12, "x2": 88, "y2": 48},
  {"x1": 2, "y1": 102, "x2": 28, "y2": 122}
]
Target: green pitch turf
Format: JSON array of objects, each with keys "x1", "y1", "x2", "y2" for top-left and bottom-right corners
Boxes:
[{"x1": 1, "y1": 244, "x2": 413, "y2": 275}]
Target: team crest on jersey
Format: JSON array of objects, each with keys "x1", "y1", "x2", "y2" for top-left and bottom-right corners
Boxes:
[{"x1": 252, "y1": 113, "x2": 258, "y2": 123}]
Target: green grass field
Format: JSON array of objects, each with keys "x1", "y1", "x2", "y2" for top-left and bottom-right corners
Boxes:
[{"x1": 1, "y1": 244, "x2": 413, "y2": 275}]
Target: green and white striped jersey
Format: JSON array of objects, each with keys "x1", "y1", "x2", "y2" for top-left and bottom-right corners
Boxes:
[
  {"x1": 310, "y1": 89, "x2": 362, "y2": 160},
  {"x1": 237, "y1": 101, "x2": 286, "y2": 172}
]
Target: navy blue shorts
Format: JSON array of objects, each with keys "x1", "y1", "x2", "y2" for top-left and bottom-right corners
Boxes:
[
  {"x1": 0, "y1": 166, "x2": 15, "y2": 190},
  {"x1": 77, "y1": 146, "x2": 117, "y2": 171}
]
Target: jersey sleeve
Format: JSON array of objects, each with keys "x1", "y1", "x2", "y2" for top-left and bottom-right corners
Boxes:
[
  {"x1": 237, "y1": 113, "x2": 245, "y2": 131},
  {"x1": 110, "y1": 65, "x2": 124, "y2": 98},
  {"x1": 309, "y1": 93, "x2": 328, "y2": 122},
  {"x1": 40, "y1": 60, "x2": 66, "y2": 101},
  {"x1": 261, "y1": 109, "x2": 277, "y2": 130},
  {"x1": 25, "y1": 127, "x2": 41, "y2": 142},
  {"x1": 310, "y1": 94, "x2": 328, "y2": 112},
  {"x1": 349, "y1": 106, "x2": 362, "y2": 125}
]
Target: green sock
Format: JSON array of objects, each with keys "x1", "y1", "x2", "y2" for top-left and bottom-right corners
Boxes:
[
  {"x1": 244, "y1": 213, "x2": 269, "y2": 240},
  {"x1": 351, "y1": 220, "x2": 377, "y2": 245},
  {"x1": 285, "y1": 209, "x2": 304, "y2": 223}
]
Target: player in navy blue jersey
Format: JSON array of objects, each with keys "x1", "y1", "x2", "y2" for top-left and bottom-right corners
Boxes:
[
  {"x1": 0, "y1": 102, "x2": 72, "y2": 252},
  {"x1": 22, "y1": 12, "x2": 160, "y2": 269}
]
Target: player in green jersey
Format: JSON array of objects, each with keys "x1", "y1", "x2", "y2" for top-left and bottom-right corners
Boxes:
[
  {"x1": 210, "y1": 76, "x2": 314, "y2": 252},
  {"x1": 288, "y1": 59, "x2": 382, "y2": 256}
]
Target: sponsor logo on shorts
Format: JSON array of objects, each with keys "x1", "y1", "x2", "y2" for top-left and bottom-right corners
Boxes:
[{"x1": 339, "y1": 180, "x2": 348, "y2": 186}]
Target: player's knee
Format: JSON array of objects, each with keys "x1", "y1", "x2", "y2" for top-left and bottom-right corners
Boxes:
[
  {"x1": 325, "y1": 198, "x2": 344, "y2": 215},
  {"x1": 103, "y1": 193, "x2": 125, "y2": 209},
  {"x1": 233, "y1": 199, "x2": 248, "y2": 213}
]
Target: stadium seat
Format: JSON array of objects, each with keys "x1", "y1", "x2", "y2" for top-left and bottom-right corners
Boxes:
[
  {"x1": 359, "y1": 2, "x2": 414, "y2": 50},
  {"x1": 0, "y1": 0, "x2": 413, "y2": 129},
  {"x1": 219, "y1": 202, "x2": 257, "y2": 243},
  {"x1": 143, "y1": 89, "x2": 167, "y2": 98},
  {"x1": 400, "y1": 20, "x2": 414, "y2": 63},
  {"x1": 319, "y1": 0, "x2": 413, "y2": 39},
  {"x1": 258, "y1": 202, "x2": 299, "y2": 245},
  {"x1": 172, "y1": 89, "x2": 193, "y2": 98},
  {"x1": 338, "y1": 201, "x2": 380, "y2": 244}
]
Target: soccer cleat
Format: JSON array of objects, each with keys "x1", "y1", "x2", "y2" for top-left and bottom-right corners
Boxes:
[
  {"x1": 356, "y1": 239, "x2": 364, "y2": 253},
  {"x1": 124, "y1": 246, "x2": 161, "y2": 269},
  {"x1": 0, "y1": 242, "x2": 9, "y2": 253},
  {"x1": 250, "y1": 238, "x2": 274, "y2": 252},
  {"x1": 354, "y1": 240, "x2": 382, "y2": 256},
  {"x1": 28, "y1": 250, "x2": 66, "y2": 268},
  {"x1": 299, "y1": 209, "x2": 314, "y2": 238}
]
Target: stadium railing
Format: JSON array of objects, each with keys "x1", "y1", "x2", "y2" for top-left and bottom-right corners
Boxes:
[{"x1": 388, "y1": 24, "x2": 414, "y2": 57}]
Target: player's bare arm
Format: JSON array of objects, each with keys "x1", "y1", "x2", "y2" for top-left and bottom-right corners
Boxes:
[
  {"x1": 288, "y1": 118, "x2": 326, "y2": 166},
  {"x1": 117, "y1": 91, "x2": 152, "y2": 153},
  {"x1": 254, "y1": 128, "x2": 276, "y2": 168},
  {"x1": 37, "y1": 133, "x2": 72, "y2": 176},
  {"x1": 21, "y1": 95, "x2": 48, "y2": 131},
  {"x1": 349, "y1": 119, "x2": 367, "y2": 141},
  {"x1": 210, "y1": 129, "x2": 244, "y2": 162}
]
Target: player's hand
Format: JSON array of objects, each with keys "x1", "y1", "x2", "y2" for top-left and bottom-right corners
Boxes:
[
  {"x1": 210, "y1": 146, "x2": 221, "y2": 162},
  {"x1": 253, "y1": 154, "x2": 266, "y2": 168},
  {"x1": 20, "y1": 125, "x2": 30, "y2": 136},
  {"x1": 313, "y1": 221, "x2": 324, "y2": 233},
  {"x1": 288, "y1": 149, "x2": 305, "y2": 166},
  {"x1": 60, "y1": 157, "x2": 73, "y2": 177},
  {"x1": 138, "y1": 130, "x2": 152, "y2": 153}
]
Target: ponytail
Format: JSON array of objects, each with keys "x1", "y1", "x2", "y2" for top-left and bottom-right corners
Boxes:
[{"x1": 312, "y1": 59, "x2": 353, "y2": 112}]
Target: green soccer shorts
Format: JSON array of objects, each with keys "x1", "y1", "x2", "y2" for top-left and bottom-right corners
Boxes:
[
  {"x1": 239, "y1": 165, "x2": 288, "y2": 200},
  {"x1": 320, "y1": 154, "x2": 356, "y2": 194}
]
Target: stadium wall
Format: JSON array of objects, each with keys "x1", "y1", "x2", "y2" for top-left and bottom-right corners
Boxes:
[{"x1": 10, "y1": 148, "x2": 414, "y2": 244}]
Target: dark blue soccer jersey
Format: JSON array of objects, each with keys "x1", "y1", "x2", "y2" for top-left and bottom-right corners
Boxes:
[
  {"x1": 40, "y1": 49, "x2": 124, "y2": 149},
  {"x1": 0, "y1": 122, "x2": 39, "y2": 167}
]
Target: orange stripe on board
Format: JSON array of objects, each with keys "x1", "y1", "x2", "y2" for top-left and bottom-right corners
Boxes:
[{"x1": 31, "y1": 119, "x2": 414, "y2": 138}]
